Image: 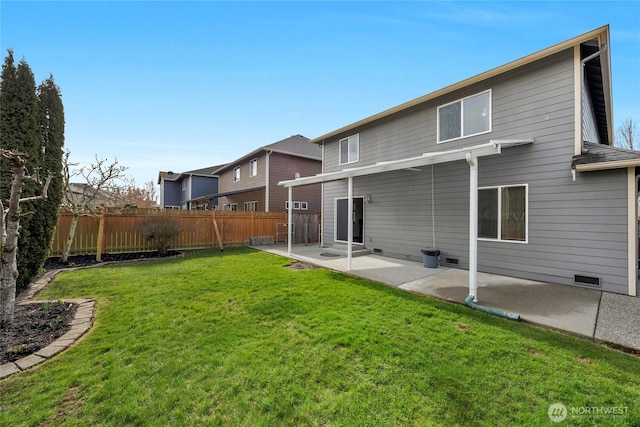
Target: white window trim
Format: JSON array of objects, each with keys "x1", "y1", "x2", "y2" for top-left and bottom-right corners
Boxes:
[
  {"x1": 478, "y1": 183, "x2": 528, "y2": 244},
  {"x1": 293, "y1": 201, "x2": 301, "y2": 210},
  {"x1": 244, "y1": 201, "x2": 258, "y2": 211},
  {"x1": 339, "y1": 134, "x2": 359, "y2": 165},
  {"x1": 250, "y1": 158, "x2": 258, "y2": 177},
  {"x1": 437, "y1": 89, "x2": 492, "y2": 144},
  {"x1": 300, "y1": 201, "x2": 308, "y2": 210},
  {"x1": 233, "y1": 166, "x2": 240, "y2": 182}
]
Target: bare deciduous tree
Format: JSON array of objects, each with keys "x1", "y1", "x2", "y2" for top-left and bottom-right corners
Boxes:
[
  {"x1": 60, "y1": 151, "x2": 129, "y2": 263},
  {"x1": 114, "y1": 179, "x2": 157, "y2": 208},
  {"x1": 0, "y1": 150, "x2": 51, "y2": 326},
  {"x1": 615, "y1": 118, "x2": 639, "y2": 151}
]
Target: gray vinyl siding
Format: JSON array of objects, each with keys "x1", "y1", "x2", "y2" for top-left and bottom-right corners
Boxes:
[{"x1": 321, "y1": 47, "x2": 631, "y2": 294}]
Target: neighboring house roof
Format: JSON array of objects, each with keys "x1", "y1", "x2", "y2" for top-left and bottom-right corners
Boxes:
[
  {"x1": 65, "y1": 183, "x2": 120, "y2": 208},
  {"x1": 572, "y1": 142, "x2": 640, "y2": 172},
  {"x1": 310, "y1": 25, "x2": 612, "y2": 146},
  {"x1": 212, "y1": 134, "x2": 320, "y2": 174},
  {"x1": 157, "y1": 164, "x2": 226, "y2": 184}
]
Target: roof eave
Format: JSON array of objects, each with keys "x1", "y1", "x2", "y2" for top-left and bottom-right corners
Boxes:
[
  {"x1": 574, "y1": 159, "x2": 640, "y2": 172},
  {"x1": 310, "y1": 25, "x2": 610, "y2": 145}
]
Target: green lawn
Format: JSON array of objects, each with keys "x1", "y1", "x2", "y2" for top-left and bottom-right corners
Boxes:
[{"x1": 1, "y1": 248, "x2": 638, "y2": 426}]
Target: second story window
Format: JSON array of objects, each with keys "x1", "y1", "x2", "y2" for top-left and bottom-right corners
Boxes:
[
  {"x1": 339, "y1": 134, "x2": 359, "y2": 165},
  {"x1": 250, "y1": 158, "x2": 258, "y2": 177},
  {"x1": 233, "y1": 166, "x2": 240, "y2": 182},
  {"x1": 438, "y1": 90, "x2": 491, "y2": 143}
]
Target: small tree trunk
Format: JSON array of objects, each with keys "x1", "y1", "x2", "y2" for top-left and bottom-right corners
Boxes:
[
  {"x1": 61, "y1": 213, "x2": 79, "y2": 263},
  {"x1": 0, "y1": 161, "x2": 27, "y2": 326},
  {"x1": 0, "y1": 242, "x2": 19, "y2": 326}
]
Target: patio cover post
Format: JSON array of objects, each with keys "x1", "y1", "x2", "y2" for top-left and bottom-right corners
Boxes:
[
  {"x1": 347, "y1": 176, "x2": 353, "y2": 270},
  {"x1": 287, "y1": 186, "x2": 292, "y2": 256},
  {"x1": 467, "y1": 153, "x2": 478, "y2": 302}
]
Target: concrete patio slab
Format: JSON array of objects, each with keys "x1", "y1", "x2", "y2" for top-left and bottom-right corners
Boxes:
[
  {"x1": 595, "y1": 292, "x2": 640, "y2": 350},
  {"x1": 253, "y1": 244, "x2": 639, "y2": 351}
]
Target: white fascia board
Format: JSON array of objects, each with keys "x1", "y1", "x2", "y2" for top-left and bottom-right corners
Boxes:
[
  {"x1": 574, "y1": 159, "x2": 640, "y2": 172},
  {"x1": 278, "y1": 139, "x2": 533, "y2": 188}
]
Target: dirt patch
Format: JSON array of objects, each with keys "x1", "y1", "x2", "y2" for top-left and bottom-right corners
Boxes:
[
  {"x1": 286, "y1": 261, "x2": 317, "y2": 270},
  {"x1": 1, "y1": 301, "x2": 78, "y2": 364}
]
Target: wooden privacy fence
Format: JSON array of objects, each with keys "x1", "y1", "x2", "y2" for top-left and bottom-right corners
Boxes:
[{"x1": 49, "y1": 209, "x2": 320, "y2": 257}]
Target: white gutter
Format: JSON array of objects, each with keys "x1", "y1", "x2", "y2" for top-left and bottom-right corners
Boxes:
[
  {"x1": 265, "y1": 151, "x2": 271, "y2": 212},
  {"x1": 466, "y1": 153, "x2": 478, "y2": 302}
]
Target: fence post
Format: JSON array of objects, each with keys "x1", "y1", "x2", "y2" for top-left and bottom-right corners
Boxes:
[
  {"x1": 251, "y1": 210, "x2": 254, "y2": 238},
  {"x1": 211, "y1": 209, "x2": 216, "y2": 247},
  {"x1": 96, "y1": 209, "x2": 105, "y2": 261}
]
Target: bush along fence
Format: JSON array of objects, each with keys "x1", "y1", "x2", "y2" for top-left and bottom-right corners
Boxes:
[{"x1": 49, "y1": 208, "x2": 321, "y2": 258}]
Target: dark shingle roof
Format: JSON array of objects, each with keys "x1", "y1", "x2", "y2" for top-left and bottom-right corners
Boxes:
[
  {"x1": 157, "y1": 164, "x2": 226, "y2": 184},
  {"x1": 185, "y1": 164, "x2": 226, "y2": 176},
  {"x1": 572, "y1": 142, "x2": 640, "y2": 168},
  {"x1": 212, "y1": 134, "x2": 321, "y2": 174},
  {"x1": 265, "y1": 134, "x2": 320, "y2": 159}
]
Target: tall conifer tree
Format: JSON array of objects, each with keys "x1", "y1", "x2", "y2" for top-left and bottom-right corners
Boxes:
[{"x1": 0, "y1": 50, "x2": 60, "y2": 290}]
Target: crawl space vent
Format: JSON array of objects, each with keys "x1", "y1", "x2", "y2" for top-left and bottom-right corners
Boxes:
[
  {"x1": 373, "y1": 248, "x2": 383, "y2": 254},
  {"x1": 574, "y1": 275, "x2": 600, "y2": 287},
  {"x1": 445, "y1": 258, "x2": 459, "y2": 265}
]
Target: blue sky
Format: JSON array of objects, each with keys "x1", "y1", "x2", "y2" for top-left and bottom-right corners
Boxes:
[{"x1": 2, "y1": 1, "x2": 639, "y2": 186}]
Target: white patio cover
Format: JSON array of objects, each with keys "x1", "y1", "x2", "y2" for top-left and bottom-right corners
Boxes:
[{"x1": 278, "y1": 139, "x2": 533, "y2": 301}]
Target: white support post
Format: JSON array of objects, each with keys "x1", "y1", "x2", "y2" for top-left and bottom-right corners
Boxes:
[
  {"x1": 287, "y1": 186, "x2": 293, "y2": 256},
  {"x1": 467, "y1": 154, "x2": 478, "y2": 302},
  {"x1": 347, "y1": 176, "x2": 353, "y2": 271}
]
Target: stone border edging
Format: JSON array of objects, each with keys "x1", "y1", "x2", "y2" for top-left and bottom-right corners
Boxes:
[{"x1": 0, "y1": 269, "x2": 96, "y2": 380}]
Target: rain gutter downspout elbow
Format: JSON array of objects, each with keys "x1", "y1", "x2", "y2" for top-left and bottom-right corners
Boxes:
[{"x1": 465, "y1": 295, "x2": 520, "y2": 321}]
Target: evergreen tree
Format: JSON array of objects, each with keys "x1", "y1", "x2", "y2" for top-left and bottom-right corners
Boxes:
[
  {"x1": 27, "y1": 76, "x2": 65, "y2": 282},
  {"x1": 0, "y1": 50, "x2": 54, "y2": 291},
  {"x1": 1, "y1": 50, "x2": 19, "y2": 193}
]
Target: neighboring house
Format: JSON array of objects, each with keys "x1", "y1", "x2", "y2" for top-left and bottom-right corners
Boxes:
[
  {"x1": 281, "y1": 25, "x2": 639, "y2": 298},
  {"x1": 65, "y1": 183, "x2": 121, "y2": 208},
  {"x1": 157, "y1": 165, "x2": 224, "y2": 210},
  {"x1": 213, "y1": 134, "x2": 322, "y2": 213}
]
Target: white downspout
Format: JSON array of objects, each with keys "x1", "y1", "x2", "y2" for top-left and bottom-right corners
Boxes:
[
  {"x1": 347, "y1": 176, "x2": 353, "y2": 271},
  {"x1": 287, "y1": 186, "x2": 292, "y2": 256},
  {"x1": 265, "y1": 151, "x2": 271, "y2": 212},
  {"x1": 466, "y1": 153, "x2": 478, "y2": 302}
]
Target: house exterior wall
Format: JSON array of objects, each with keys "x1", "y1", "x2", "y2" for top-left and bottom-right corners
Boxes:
[
  {"x1": 219, "y1": 188, "x2": 266, "y2": 211},
  {"x1": 161, "y1": 180, "x2": 182, "y2": 208},
  {"x1": 217, "y1": 150, "x2": 321, "y2": 212},
  {"x1": 269, "y1": 152, "x2": 322, "y2": 213},
  {"x1": 217, "y1": 152, "x2": 268, "y2": 195},
  {"x1": 321, "y1": 48, "x2": 631, "y2": 294},
  {"x1": 190, "y1": 176, "x2": 218, "y2": 199}
]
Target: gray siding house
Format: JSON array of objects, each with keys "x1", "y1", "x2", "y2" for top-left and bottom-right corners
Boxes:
[
  {"x1": 157, "y1": 165, "x2": 224, "y2": 210},
  {"x1": 281, "y1": 25, "x2": 639, "y2": 298}
]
